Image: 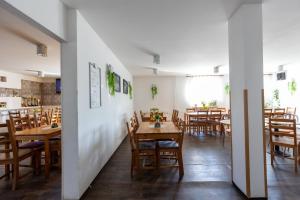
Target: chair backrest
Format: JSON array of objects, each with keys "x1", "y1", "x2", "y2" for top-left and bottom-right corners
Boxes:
[
  {"x1": 269, "y1": 118, "x2": 297, "y2": 146},
  {"x1": 172, "y1": 109, "x2": 179, "y2": 122},
  {"x1": 210, "y1": 110, "x2": 222, "y2": 121},
  {"x1": 197, "y1": 110, "x2": 208, "y2": 120},
  {"x1": 0, "y1": 122, "x2": 11, "y2": 164},
  {"x1": 134, "y1": 111, "x2": 139, "y2": 127},
  {"x1": 126, "y1": 121, "x2": 137, "y2": 150},
  {"x1": 273, "y1": 108, "x2": 285, "y2": 118},
  {"x1": 264, "y1": 108, "x2": 273, "y2": 118},
  {"x1": 176, "y1": 119, "x2": 185, "y2": 149},
  {"x1": 286, "y1": 107, "x2": 296, "y2": 114},
  {"x1": 5, "y1": 119, "x2": 19, "y2": 161}
]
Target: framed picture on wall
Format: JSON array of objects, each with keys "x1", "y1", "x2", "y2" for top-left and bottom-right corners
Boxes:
[
  {"x1": 123, "y1": 79, "x2": 128, "y2": 94},
  {"x1": 114, "y1": 73, "x2": 121, "y2": 92},
  {"x1": 89, "y1": 62, "x2": 101, "y2": 108}
]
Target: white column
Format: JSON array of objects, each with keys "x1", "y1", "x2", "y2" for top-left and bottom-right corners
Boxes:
[{"x1": 228, "y1": 1, "x2": 267, "y2": 198}]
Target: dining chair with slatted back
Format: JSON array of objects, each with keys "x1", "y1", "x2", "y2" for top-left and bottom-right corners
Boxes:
[
  {"x1": 196, "y1": 110, "x2": 209, "y2": 134},
  {"x1": 157, "y1": 119, "x2": 184, "y2": 179},
  {"x1": 269, "y1": 118, "x2": 298, "y2": 172},
  {"x1": 4, "y1": 119, "x2": 42, "y2": 190},
  {"x1": 126, "y1": 121, "x2": 157, "y2": 177},
  {"x1": 273, "y1": 108, "x2": 285, "y2": 118},
  {"x1": 134, "y1": 111, "x2": 139, "y2": 127}
]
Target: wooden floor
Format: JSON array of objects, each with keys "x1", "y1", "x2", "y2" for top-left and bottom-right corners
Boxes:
[{"x1": 1, "y1": 133, "x2": 300, "y2": 199}]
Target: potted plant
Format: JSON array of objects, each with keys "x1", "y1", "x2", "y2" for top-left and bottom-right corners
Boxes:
[
  {"x1": 154, "y1": 112, "x2": 162, "y2": 128},
  {"x1": 106, "y1": 64, "x2": 115, "y2": 96},
  {"x1": 128, "y1": 82, "x2": 133, "y2": 99},
  {"x1": 288, "y1": 79, "x2": 297, "y2": 95},
  {"x1": 151, "y1": 84, "x2": 158, "y2": 99},
  {"x1": 224, "y1": 83, "x2": 230, "y2": 95},
  {"x1": 272, "y1": 89, "x2": 280, "y2": 107}
]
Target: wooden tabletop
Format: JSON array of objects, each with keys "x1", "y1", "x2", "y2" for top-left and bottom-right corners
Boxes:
[
  {"x1": 136, "y1": 122, "x2": 181, "y2": 134},
  {"x1": 15, "y1": 126, "x2": 61, "y2": 138}
]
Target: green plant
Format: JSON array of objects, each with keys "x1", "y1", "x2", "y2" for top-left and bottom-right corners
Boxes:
[
  {"x1": 128, "y1": 82, "x2": 133, "y2": 99},
  {"x1": 288, "y1": 79, "x2": 297, "y2": 95},
  {"x1": 208, "y1": 100, "x2": 217, "y2": 107},
  {"x1": 106, "y1": 65, "x2": 115, "y2": 96},
  {"x1": 273, "y1": 89, "x2": 280, "y2": 107},
  {"x1": 151, "y1": 84, "x2": 158, "y2": 99},
  {"x1": 224, "y1": 83, "x2": 230, "y2": 95}
]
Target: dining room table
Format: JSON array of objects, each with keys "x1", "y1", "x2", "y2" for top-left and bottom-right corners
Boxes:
[
  {"x1": 15, "y1": 125, "x2": 62, "y2": 178},
  {"x1": 135, "y1": 121, "x2": 184, "y2": 176}
]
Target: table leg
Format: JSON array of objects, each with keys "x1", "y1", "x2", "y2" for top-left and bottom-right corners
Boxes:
[{"x1": 44, "y1": 139, "x2": 50, "y2": 178}]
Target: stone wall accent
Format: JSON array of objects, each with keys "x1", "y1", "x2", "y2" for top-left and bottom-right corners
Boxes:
[{"x1": 41, "y1": 82, "x2": 61, "y2": 105}]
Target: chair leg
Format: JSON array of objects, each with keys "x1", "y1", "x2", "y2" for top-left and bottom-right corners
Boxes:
[
  {"x1": 294, "y1": 147, "x2": 298, "y2": 173},
  {"x1": 270, "y1": 144, "x2": 274, "y2": 167},
  {"x1": 130, "y1": 152, "x2": 134, "y2": 177},
  {"x1": 12, "y1": 163, "x2": 18, "y2": 191},
  {"x1": 177, "y1": 150, "x2": 184, "y2": 179}
]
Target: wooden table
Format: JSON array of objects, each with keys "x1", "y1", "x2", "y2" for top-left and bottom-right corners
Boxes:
[
  {"x1": 15, "y1": 126, "x2": 61, "y2": 178},
  {"x1": 136, "y1": 122, "x2": 183, "y2": 176}
]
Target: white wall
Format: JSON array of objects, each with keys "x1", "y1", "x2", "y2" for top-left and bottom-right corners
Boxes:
[
  {"x1": 133, "y1": 76, "x2": 228, "y2": 117},
  {"x1": 0, "y1": 70, "x2": 43, "y2": 108},
  {"x1": 2, "y1": 0, "x2": 67, "y2": 40},
  {"x1": 62, "y1": 10, "x2": 133, "y2": 199}
]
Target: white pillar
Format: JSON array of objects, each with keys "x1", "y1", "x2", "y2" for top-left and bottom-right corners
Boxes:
[{"x1": 228, "y1": 1, "x2": 267, "y2": 198}]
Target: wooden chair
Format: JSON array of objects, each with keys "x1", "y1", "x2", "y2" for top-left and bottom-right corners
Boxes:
[
  {"x1": 134, "y1": 111, "x2": 140, "y2": 127},
  {"x1": 196, "y1": 110, "x2": 209, "y2": 134},
  {"x1": 273, "y1": 108, "x2": 285, "y2": 118},
  {"x1": 172, "y1": 109, "x2": 179, "y2": 123},
  {"x1": 157, "y1": 119, "x2": 184, "y2": 179},
  {"x1": 207, "y1": 110, "x2": 222, "y2": 134},
  {"x1": 127, "y1": 120, "x2": 157, "y2": 177},
  {"x1": 140, "y1": 110, "x2": 147, "y2": 122},
  {"x1": 285, "y1": 107, "x2": 297, "y2": 120},
  {"x1": 269, "y1": 118, "x2": 299, "y2": 172},
  {"x1": 1, "y1": 119, "x2": 42, "y2": 190}
]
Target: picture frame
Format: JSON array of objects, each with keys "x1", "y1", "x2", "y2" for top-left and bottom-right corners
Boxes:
[
  {"x1": 89, "y1": 62, "x2": 101, "y2": 108},
  {"x1": 114, "y1": 72, "x2": 121, "y2": 92},
  {"x1": 123, "y1": 79, "x2": 128, "y2": 94}
]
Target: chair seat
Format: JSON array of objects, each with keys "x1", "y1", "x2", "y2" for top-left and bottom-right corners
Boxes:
[
  {"x1": 19, "y1": 141, "x2": 44, "y2": 149},
  {"x1": 158, "y1": 141, "x2": 179, "y2": 148},
  {"x1": 50, "y1": 136, "x2": 61, "y2": 140},
  {"x1": 138, "y1": 141, "x2": 156, "y2": 150}
]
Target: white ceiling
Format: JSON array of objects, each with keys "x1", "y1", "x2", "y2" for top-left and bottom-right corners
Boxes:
[
  {"x1": 0, "y1": 6, "x2": 60, "y2": 77},
  {"x1": 0, "y1": 0, "x2": 299, "y2": 77},
  {"x1": 61, "y1": 0, "x2": 300, "y2": 76}
]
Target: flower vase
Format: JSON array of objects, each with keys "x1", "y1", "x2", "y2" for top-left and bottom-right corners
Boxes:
[{"x1": 154, "y1": 119, "x2": 161, "y2": 128}]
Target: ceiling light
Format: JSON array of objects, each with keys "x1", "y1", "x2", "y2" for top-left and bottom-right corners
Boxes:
[
  {"x1": 153, "y1": 54, "x2": 160, "y2": 65},
  {"x1": 37, "y1": 44, "x2": 47, "y2": 57}
]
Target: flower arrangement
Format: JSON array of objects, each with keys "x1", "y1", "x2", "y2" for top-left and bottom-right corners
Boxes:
[{"x1": 151, "y1": 84, "x2": 158, "y2": 99}]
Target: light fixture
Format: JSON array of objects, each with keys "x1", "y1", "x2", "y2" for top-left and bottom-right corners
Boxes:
[
  {"x1": 37, "y1": 44, "x2": 47, "y2": 57},
  {"x1": 153, "y1": 54, "x2": 160, "y2": 65}
]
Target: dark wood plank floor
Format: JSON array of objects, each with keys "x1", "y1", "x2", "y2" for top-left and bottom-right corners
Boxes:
[{"x1": 1, "y1": 133, "x2": 300, "y2": 199}]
